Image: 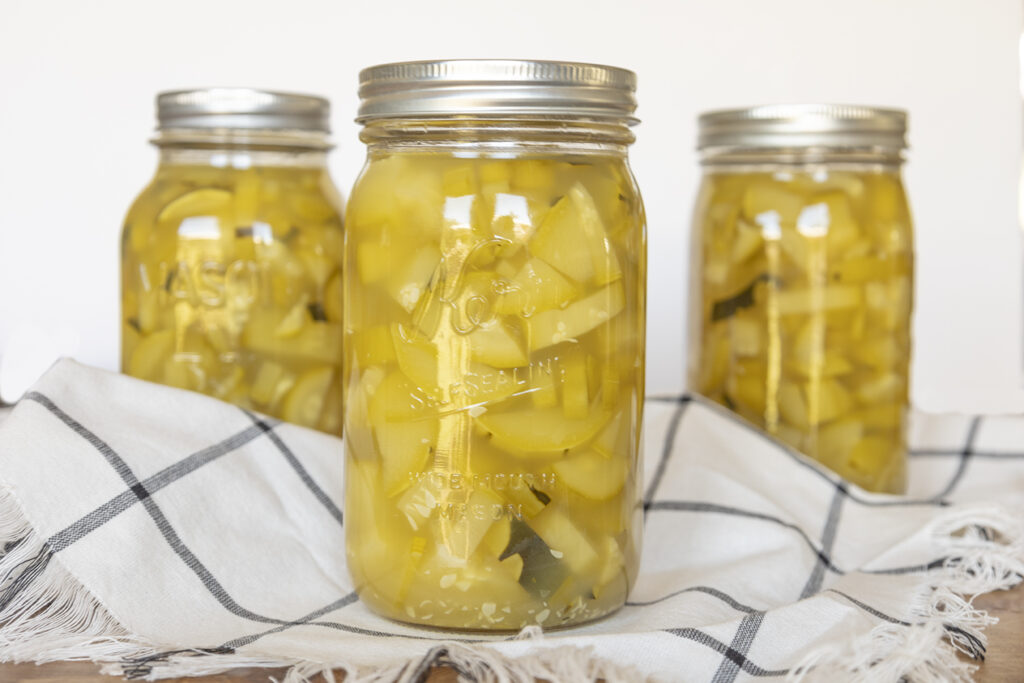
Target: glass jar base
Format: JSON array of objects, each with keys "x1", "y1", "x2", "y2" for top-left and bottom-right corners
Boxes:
[{"x1": 356, "y1": 590, "x2": 628, "y2": 633}]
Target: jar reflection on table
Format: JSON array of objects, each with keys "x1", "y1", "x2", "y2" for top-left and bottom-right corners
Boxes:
[
  {"x1": 688, "y1": 105, "x2": 913, "y2": 493},
  {"x1": 121, "y1": 89, "x2": 345, "y2": 435},
  {"x1": 344, "y1": 60, "x2": 646, "y2": 630}
]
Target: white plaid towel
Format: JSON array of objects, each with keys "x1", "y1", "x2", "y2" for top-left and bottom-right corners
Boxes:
[{"x1": 0, "y1": 360, "x2": 1021, "y2": 683}]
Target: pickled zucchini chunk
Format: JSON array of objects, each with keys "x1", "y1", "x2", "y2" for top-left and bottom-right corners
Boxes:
[
  {"x1": 559, "y1": 349, "x2": 590, "y2": 420},
  {"x1": 476, "y1": 403, "x2": 612, "y2": 456},
  {"x1": 528, "y1": 282, "x2": 625, "y2": 351},
  {"x1": 531, "y1": 506, "x2": 600, "y2": 576},
  {"x1": 250, "y1": 361, "x2": 295, "y2": 409},
  {"x1": 469, "y1": 318, "x2": 528, "y2": 368},
  {"x1": 368, "y1": 374, "x2": 436, "y2": 495},
  {"x1": 128, "y1": 329, "x2": 175, "y2": 380},
  {"x1": 435, "y1": 488, "x2": 505, "y2": 560},
  {"x1": 157, "y1": 188, "x2": 233, "y2": 228},
  {"x1": 530, "y1": 183, "x2": 621, "y2": 285},
  {"x1": 122, "y1": 163, "x2": 344, "y2": 436},
  {"x1": 493, "y1": 257, "x2": 579, "y2": 316},
  {"x1": 387, "y1": 247, "x2": 441, "y2": 312},
  {"x1": 553, "y1": 449, "x2": 627, "y2": 501},
  {"x1": 282, "y1": 366, "x2": 334, "y2": 430},
  {"x1": 693, "y1": 169, "x2": 912, "y2": 493},
  {"x1": 242, "y1": 310, "x2": 342, "y2": 366}
]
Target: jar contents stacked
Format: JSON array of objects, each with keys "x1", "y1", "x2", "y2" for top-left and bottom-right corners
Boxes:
[
  {"x1": 689, "y1": 105, "x2": 913, "y2": 493},
  {"x1": 121, "y1": 90, "x2": 345, "y2": 434},
  {"x1": 344, "y1": 61, "x2": 646, "y2": 629}
]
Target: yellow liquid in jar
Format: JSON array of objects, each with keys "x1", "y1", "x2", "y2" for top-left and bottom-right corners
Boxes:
[
  {"x1": 344, "y1": 153, "x2": 645, "y2": 629},
  {"x1": 691, "y1": 169, "x2": 913, "y2": 493},
  {"x1": 121, "y1": 163, "x2": 345, "y2": 435}
]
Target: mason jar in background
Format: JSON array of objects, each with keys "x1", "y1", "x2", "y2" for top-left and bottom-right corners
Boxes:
[
  {"x1": 344, "y1": 60, "x2": 646, "y2": 629},
  {"x1": 121, "y1": 89, "x2": 345, "y2": 436},
  {"x1": 689, "y1": 105, "x2": 913, "y2": 493}
]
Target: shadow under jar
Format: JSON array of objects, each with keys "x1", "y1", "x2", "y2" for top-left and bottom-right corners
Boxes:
[
  {"x1": 121, "y1": 89, "x2": 345, "y2": 435},
  {"x1": 344, "y1": 60, "x2": 647, "y2": 630},
  {"x1": 689, "y1": 105, "x2": 914, "y2": 494}
]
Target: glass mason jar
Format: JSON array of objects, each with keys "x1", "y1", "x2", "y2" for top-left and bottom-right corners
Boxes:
[
  {"x1": 121, "y1": 89, "x2": 345, "y2": 435},
  {"x1": 344, "y1": 60, "x2": 646, "y2": 629},
  {"x1": 689, "y1": 105, "x2": 913, "y2": 493}
]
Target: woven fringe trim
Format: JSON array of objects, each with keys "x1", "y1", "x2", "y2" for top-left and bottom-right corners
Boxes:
[
  {"x1": 788, "y1": 505, "x2": 1024, "y2": 683},
  {"x1": 0, "y1": 486, "x2": 146, "y2": 664},
  {"x1": 0, "y1": 472, "x2": 1020, "y2": 683}
]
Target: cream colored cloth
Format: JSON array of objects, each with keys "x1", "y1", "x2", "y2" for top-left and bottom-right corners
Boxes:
[{"x1": 0, "y1": 359, "x2": 1020, "y2": 682}]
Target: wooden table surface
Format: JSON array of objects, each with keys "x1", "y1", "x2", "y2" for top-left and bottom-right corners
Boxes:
[{"x1": 2, "y1": 585, "x2": 1021, "y2": 682}]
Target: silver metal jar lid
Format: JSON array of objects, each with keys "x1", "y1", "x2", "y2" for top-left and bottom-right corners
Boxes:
[
  {"x1": 356, "y1": 59, "x2": 638, "y2": 124},
  {"x1": 156, "y1": 88, "x2": 331, "y2": 132},
  {"x1": 698, "y1": 104, "x2": 907, "y2": 151}
]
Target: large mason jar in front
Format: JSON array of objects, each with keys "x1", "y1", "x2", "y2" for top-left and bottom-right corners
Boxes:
[
  {"x1": 689, "y1": 105, "x2": 913, "y2": 493},
  {"x1": 121, "y1": 89, "x2": 345, "y2": 435},
  {"x1": 344, "y1": 60, "x2": 646, "y2": 629}
]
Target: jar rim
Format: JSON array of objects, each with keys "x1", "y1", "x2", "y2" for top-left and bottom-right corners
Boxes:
[
  {"x1": 697, "y1": 104, "x2": 907, "y2": 153},
  {"x1": 356, "y1": 59, "x2": 639, "y2": 125},
  {"x1": 156, "y1": 88, "x2": 331, "y2": 133}
]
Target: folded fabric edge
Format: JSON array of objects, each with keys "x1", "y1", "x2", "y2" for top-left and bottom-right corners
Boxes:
[{"x1": 788, "y1": 504, "x2": 1024, "y2": 683}]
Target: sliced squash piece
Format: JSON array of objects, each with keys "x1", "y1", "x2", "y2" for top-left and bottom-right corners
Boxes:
[
  {"x1": 274, "y1": 295, "x2": 312, "y2": 338},
  {"x1": 157, "y1": 188, "x2": 233, "y2": 227},
  {"x1": 527, "y1": 282, "x2": 625, "y2": 351},
  {"x1": 493, "y1": 257, "x2": 579, "y2": 316},
  {"x1": 553, "y1": 449, "x2": 627, "y2": 501},
  {"x1": 774, "y1": 285, "x2": 862, "y2": 316},
  {"x1": 128, "y1": 329, "x2": 175, "y2": 381},
  {"x1": 435, "y1": 487, "x2": 504, "y2": 560},
  {"x1": 391, "y1": 323, "x2": 438, "y2": 391},
  {"x1": 806, "y1": 378, "x2": 853, "y2": 425},
  {"x1": 352, "y1": 324, "x2": 397, "y2": 367},
  {"x1": 250, "y1": 360, "x2": 295, "y2": 408},
  {"x1": 387, "y1": 247, "x2": 440, "y2": 313},
  {"x1": 324, "y1": 271, "x2": 344, "y2": 323},
  {"x1": 482, "y1": 517, "x2": 512, "y2": 557},
  {"x1": 731, "y1": 219, "x2": 764, "y2": 264},
  {"x1": 530, "y1": 506, "x2": 600, "y2": 576},
  {"x1": 469, "y1": 319, "x2": 528, "y2": 368},
  {"x1": 528, "y1": 367, "x2": 557, "y2": 408},
  {"x1": 345, "y1": 367, "x2": 385, "y2": 460},
  {"x1": 374, "y1": 419, "x2": 435, "y2": 497},
  {"x1": 560, "y1": 349, "x2": 590, "y2": 420},
  {"x1": 475, "y1": 403, "x2": 611, "y2": 455},
  {"x1": 282, "y1": 366, "x2": 334, "y2": 430},
  {"x1": 242, "y1": 311, "x2": 342, "y2": 365},
  {"x1": 529, "y1": 183, "x2": 620, "y2": 285},
  {"x1": 593, "y1": 536, "x2": 625, "y2": 598},
  {"x1": 813, "y1": 418, "x2": 863, "y2": 468},
  {"x1": 357, "y1": 242, "x2": 391, "y2": 284},
  {"x1": 317, "y1": 378, "x2": 344, "y2": 436}
]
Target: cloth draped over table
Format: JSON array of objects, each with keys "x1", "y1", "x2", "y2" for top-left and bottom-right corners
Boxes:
[{"x1": 0, "y1": 360, "x2": 1021, "y2": 682}]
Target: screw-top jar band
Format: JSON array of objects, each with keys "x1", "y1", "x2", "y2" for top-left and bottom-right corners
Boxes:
[
  {"x1": 698, "y1": 104, "x2": 907, "y2": 153},
  {"x1": 156, "y1": 88, "x2": 331, "y2": 133},
  {"x1": 356, "y1": 59, "x2": 638, "y2": 124}
]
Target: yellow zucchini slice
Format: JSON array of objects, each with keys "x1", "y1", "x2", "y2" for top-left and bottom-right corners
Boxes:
[
  {"x1": 552, "y1": 449, "x2": 627, "y2": 501},
  {"x1": 527, "y1": 282, "x2": 625, "y2": 351},
  {"x1": 475, "y1": 403, "x2": 611, "y2": 455},
  {"x1": 282, "y1": 366, "x2": 334, "y2": 429},
  {"x1": 530, "y1": 506, "x2": 600, "y2": 576}
]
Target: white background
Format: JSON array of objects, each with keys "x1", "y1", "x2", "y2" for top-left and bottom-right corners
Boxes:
[{"x1": 0, "y1": 0, "x2": 1021, "y2": 412}]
